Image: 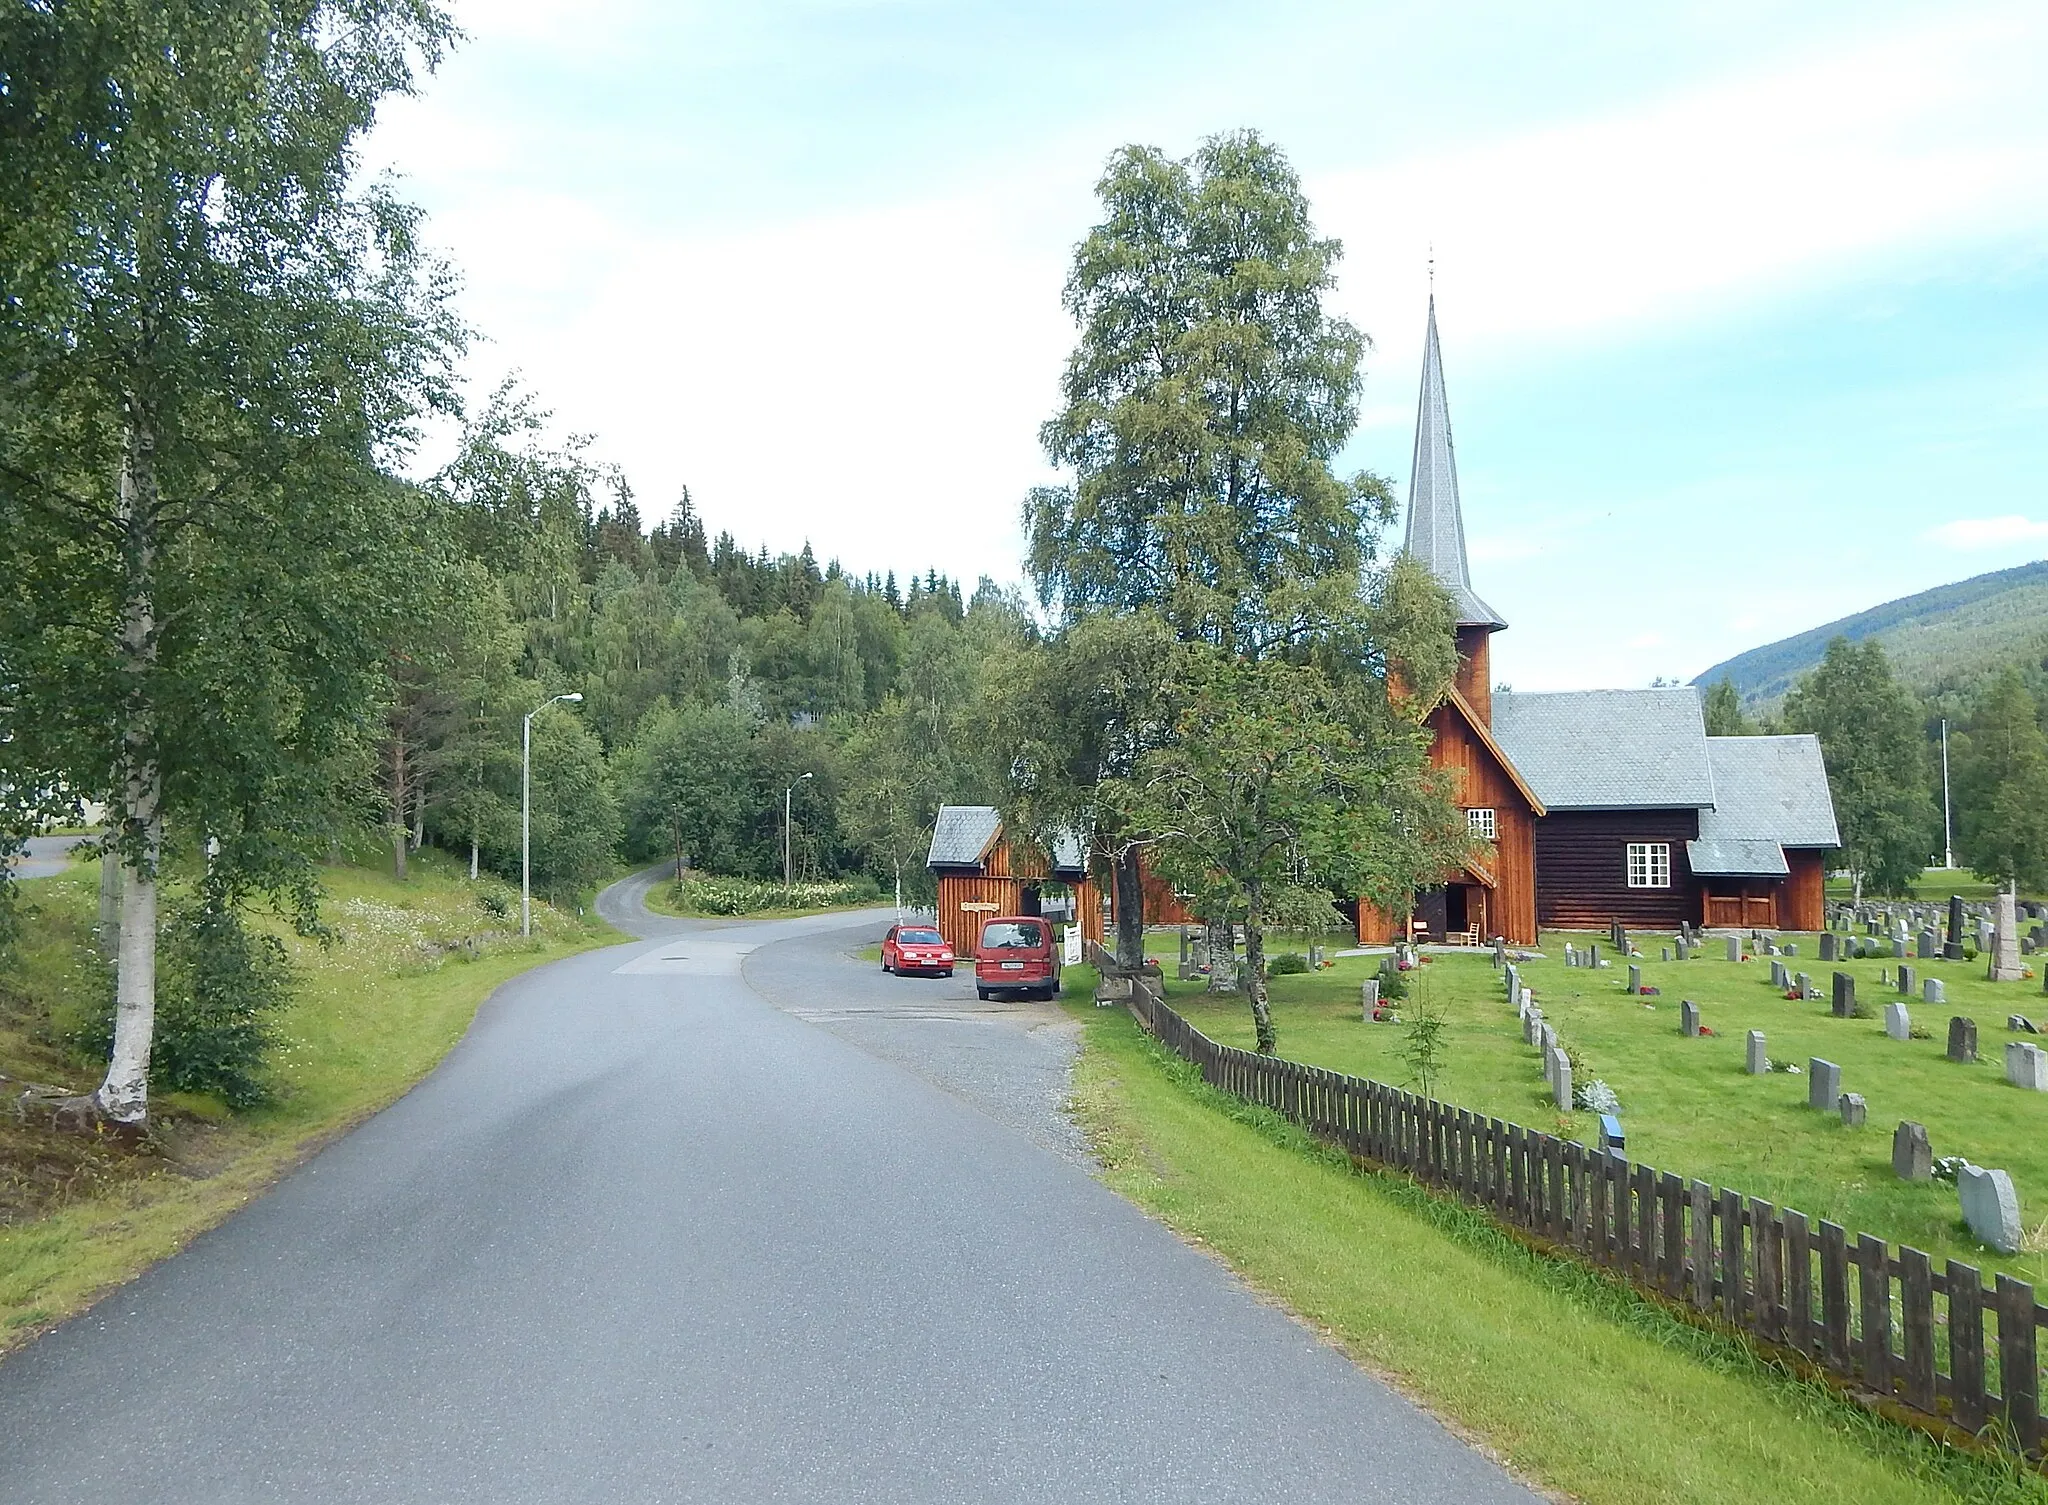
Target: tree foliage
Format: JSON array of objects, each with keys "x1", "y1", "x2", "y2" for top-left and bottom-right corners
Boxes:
[{"x1": 1953, "y1": 668, "x2": 2048, "y2": 891}]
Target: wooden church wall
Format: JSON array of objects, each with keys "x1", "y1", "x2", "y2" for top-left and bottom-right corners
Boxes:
[
  {"x1": 1428, "y1": 703, "x2": 1538, "y2": 945},
  {"x1": 1533, "y1": 808, "x2": 1701, "y2": 930}
]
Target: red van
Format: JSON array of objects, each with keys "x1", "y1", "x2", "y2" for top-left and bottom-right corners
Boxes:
[{"x1": 975, "y1": 916, "x2": 1060, "y2": 1002}]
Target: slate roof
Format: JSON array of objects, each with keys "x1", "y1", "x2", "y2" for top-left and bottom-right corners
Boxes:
[
  {"x1": 1403, "y1": 298, "x2": 1506, "y2": 631},
  {"x1": 1686, "y1": 735, "x2": 1841, "y2": 875},
  {"x1": 926, "y1": 805, "x2": 1087, "y2": 876},
  {"x1": 927, "y1": 805, "x2": 1001, "y2": 868},
  {"x1": 1489, "y1": 688, "x2": 1717, "y2": 810}
]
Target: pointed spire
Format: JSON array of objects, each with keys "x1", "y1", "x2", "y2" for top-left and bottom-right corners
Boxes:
[{"x1": 1403, "y1": 296, "x2": 1505, "y2": 630}]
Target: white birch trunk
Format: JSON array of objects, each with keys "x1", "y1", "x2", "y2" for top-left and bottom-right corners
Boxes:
[{"x1": 93, "y1": 413, "x2": 162, "y2": 1126}]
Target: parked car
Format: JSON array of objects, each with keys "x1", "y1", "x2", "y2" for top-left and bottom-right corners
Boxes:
[
  {"x1": 975, "y1": 916, "x2": 1059, "y2": 1001},
  {"x1": 881, "y1": 923, "x2": 955, "y2": 977}
]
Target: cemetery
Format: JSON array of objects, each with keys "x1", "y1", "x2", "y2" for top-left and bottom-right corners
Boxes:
[{"x1": 1149, "y1": 903, "x2": 2048, "y2": 1277}]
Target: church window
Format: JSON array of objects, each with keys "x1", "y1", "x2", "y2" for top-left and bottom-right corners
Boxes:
[
  {"x1": 1466, "y1": 807, "x2": 1496, "y2": 840},
  {"x1": 1626, "y1": 842, "x2": 1671, "y2": 889}
]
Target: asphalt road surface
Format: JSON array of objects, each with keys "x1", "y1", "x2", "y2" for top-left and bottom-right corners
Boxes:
[
  {"x1": 0, "y1": 871, "x2": 1539, "y2": 1504},
  {"x1": 6, "y1": 835, "x2": 88, "y2": 880}
]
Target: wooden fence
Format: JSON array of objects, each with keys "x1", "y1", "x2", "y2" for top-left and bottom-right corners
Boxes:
[{"x1": 1124, "y1": 983, "x2": 2046, "y2": 1458}]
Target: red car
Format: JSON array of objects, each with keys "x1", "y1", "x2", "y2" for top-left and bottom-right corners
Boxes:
[
  {"x1": 975, "y1": 916, "x2": 1060, "y2": 1002},
  {"x1": 881, "y1": 923, "x2": 955, "y2": 977}
]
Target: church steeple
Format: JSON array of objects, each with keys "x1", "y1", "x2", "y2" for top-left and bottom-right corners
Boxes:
[{"x1": 1403, "y1": 296, "x2": 1506, "y2": 632}]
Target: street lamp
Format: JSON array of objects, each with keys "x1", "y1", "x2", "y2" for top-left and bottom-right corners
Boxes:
[
  {"x1": 523, "y1": 691, "x2": 583, "y2": 937},
  {"x1": 784, "y1": 772, "x2": 813, "y2": 902}
]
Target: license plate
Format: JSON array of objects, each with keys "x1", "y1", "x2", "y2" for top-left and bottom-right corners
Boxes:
[{"x1": 1001, "y1": 961, "x2": 1024, "y2": 971}]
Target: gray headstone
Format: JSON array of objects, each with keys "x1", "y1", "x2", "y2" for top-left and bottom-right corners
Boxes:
[
  {"x1": 1522, "y1": 1009, "x2": 1540, "y2": 1044},
  {"x1": 1589, "y1": 943, "x2": 1600, "y2": 967},
  {"x1": 1884, "y1": 1001, "x2": 1911, "y2": 1041},
  {"x1": 1923, "y1": 977, "x2": 1946, "y2": 1005},
  {"x1": 1958, "y1": 1165, "x2": 2022, "y2": 1253},
  {"x1": 1796, "y1": 971, "x2": 1813, "y2": 999},
  {"x1": 2005, "y1": 1041, "x2": 2048, "y2": 1091},
  {"x1": 1892, "y1": 1121, "x2": 1932, "y2": 1180},
  {"x1": 1361, "y1": 978, "x2": 1380, "y2": 1019},
  {"x1": 1819, "y1": 932, "x2": 1838, "y2": 962},
  {"x1": 1991, "y1": 893, "x2": 2026, "y2": 981},
  {"x1": 1726, "y1": 936, "x2": 1742, "y2": 963},
  {"x1": 1839, "y1": 1092, "x2": 1867, "y2": 1128},
  {"x1": 1892, "y1": 936, "x2": 1905, "y2": 959},
  {"x1": 1808, "y1": 1058, "x2": 1842, "y2": 1111},
  {"x1": 1553, "y1": 1054, "x2": 1573, "y2": 1111},
  {"x1": 1897, "y1": 964, "x2": 1915, "y2": 996},
  {"x1": 1628, "y1": 963, "x2": 1642, "y2": 993},
  {"x1": 1661, "y1": 946, "x2": 1670, "y2": 962},
  {"x1": 2009, "y1": 1013, "x2": 2039, "y2": 1034},
  {"x1": 1770, "y1": 960, "x2": 1788, "y2": 989},
  {"x1": 1946, "y1": 895, "x2": 1967, "y2": 961},
  {"x1": 1918, "y1": 929, "x2": 1936, "y2": 959},
  {"x1": 1680, "y1": 999, "x2": 1700, "y2": 1037},
  {"x1": 1783, "y1": 941, "x2": 1797, "y2": 957},
  {"x1": 1520, "y1": 986, "x2": 1533, "y2": 1012},
  {"x1": 1504, "y1": 964, "x2": 1519, "y2": 999},
  {"x1": 1832, "y1": 971, "x2": 1856, "y2": 1018},
  {"x1": 1746, "y1": 1029, "x2": 1768, "y2": 1074},
  {"x1": 1493, "y1": 937, "x2": 1507, "y2": 968},
  {"x1": 1948, "y1": 1016, "x2": 1977, "y2": 1063}
]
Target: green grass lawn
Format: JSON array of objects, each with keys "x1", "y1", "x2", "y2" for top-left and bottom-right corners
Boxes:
[
  {"x1": 1068, "y1": 1001, "x2": 2048, "y2": 1505},
  {"x1": 0, "y1": 849, "x2": 620, "y2": 1351},
  {"x1": 1152, "y1": 932, "x2": 2048, "y2": 1281},
  {"x1": 1827, "y1": 871, "x2": 2029, "y2": 904}
]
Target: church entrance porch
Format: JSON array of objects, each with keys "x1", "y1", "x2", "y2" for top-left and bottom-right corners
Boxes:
[{"x1": 1412, "y1": 883, "x2": 1487, "y2": 945}]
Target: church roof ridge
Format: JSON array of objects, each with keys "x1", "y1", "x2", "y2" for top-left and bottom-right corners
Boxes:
[{"x1": 1403, "y1": 296, "x2": 1506, "y2": 631}]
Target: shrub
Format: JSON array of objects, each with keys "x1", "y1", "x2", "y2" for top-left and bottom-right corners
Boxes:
[
  {"x1": 1268, "y1": 951, "x2": 1309, "y2": 975},
  {"x1": 78, "y1": 898, "x2": 294, "y2": 1108},
  {"x1": 1377, "y1": 956, "x2": 1409, "y2": 1000},
  {"x1": 668, "y1": 874, "x2": 880, "y2": 915},
  {"x1": 475, "y1": 888, "x2": 510, "y2": 920}
]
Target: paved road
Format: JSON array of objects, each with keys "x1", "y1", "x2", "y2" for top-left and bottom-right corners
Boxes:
[
  {"x1": 6, "y1": 835, "x2": 89, "y2": 880},
  {"x1": 0, "y1": 872, "x2": 1538, "y2": 1504}
]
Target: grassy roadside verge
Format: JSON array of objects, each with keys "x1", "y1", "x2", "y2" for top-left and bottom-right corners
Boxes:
[
  {"x1": 0, "y1": 854, "x2": 621, "y2": 1354},
  {"x1": 640, "y1": 886, "x2": 889, "y2": 924},
  {"x1": 1066, "y1": 999, "x2": 2048, "y2": 1505}
]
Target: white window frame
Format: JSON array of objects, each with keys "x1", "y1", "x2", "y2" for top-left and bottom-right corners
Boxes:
[
  {"x1": 1466, "y1": 807, "x2": 1497, "y2": 841},
  {"x1": 1626, "y1": 841, "x2": 1671, "y2": 889}
]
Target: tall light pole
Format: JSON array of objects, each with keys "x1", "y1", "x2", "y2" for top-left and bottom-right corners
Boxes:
[
  {"x1": 1940, "y1": 717, "x2": 1954, "y2": 871},
  {"x1": 784, "y1": 772, "x2": 813, "y2": 902},
  {"x1": 523, "y1": 691, "x2": 583, "y2": 937}
]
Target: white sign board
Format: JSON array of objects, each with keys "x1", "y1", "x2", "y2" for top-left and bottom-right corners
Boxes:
[{"x1": 1063, "y1": 925, "x2": 1083, "y2": 965}]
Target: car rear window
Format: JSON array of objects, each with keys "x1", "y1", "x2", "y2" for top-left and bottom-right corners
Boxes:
[
  {"x1": 897, "y1": 928, "x2": 942, "y2": 944},
  {"x1": 980, "y1": 921, "x2": 1046, "y2": 950}
]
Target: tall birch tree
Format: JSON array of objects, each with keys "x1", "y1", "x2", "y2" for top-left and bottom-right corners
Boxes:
[{"x1": 0, "y1": 1, "x2": 461, "y2": 1125}]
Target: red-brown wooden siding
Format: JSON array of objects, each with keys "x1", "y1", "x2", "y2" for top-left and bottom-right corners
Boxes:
[
  {"x1": 1532, "y1": 808, "x2": 1702, "y2": 930},
  {"x1": 1428, "y1": 700, "x2": 1539, "y2": 944},
  {"x1": 933, "y1": 872, "x2": 1101, "y2": 958},
  {"x1": 1784, "y1": 849, "x2": 1826, "y2": 932}
]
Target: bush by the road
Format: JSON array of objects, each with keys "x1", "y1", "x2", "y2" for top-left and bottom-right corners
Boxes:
[{"x1": 668, "y1": 874, "x2": 880, "y2": 916}]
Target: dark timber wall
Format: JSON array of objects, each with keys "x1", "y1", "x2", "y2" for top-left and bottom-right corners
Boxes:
[{"x1": 1533, "y1": 808, "x2": 1701, "y2": 929}]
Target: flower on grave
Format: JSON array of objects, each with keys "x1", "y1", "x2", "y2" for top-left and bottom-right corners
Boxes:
[
  {"x1": 1574, "y1": 1078, "x2": 1622, "y2": 1114},
  {"x1": 1785, "y1": 1064, "x2": 1802, "y2": 1074},
  {"x1": 1639, "y1": 985, "x2": 1661, "y2": 996},
  {"x1": 1784, "y1": 990, "x2": 1802, "y2": 1001},
  {"x1": 1697, "y1": 1025, "x2": 1716, "y2": 1037}
]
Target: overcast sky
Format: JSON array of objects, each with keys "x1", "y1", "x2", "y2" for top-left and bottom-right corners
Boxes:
[{"x1": 364, "y1": 0, "x2": 2048, "y2": 691}]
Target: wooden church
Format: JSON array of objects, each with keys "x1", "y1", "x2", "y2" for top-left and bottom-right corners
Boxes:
[{"x1": 1361, "y1": 299, "x2": 1840, "y2": 945}]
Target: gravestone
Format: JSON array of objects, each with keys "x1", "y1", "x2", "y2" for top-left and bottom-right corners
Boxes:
[
  {"x1": 1522, "y1": 1009, "x2": 1541, "y2": 1045},
  {"x1": 1676, "y1": 938, "x2": 1689, "y2": 961},
  {"x1": 1680, "y1": 1000, "x2": 1700, "y2": 1037},
  {"x1": 1885, "y1": 1001, "x2": 1911, "y2": 1041},
  {"x1": 1520, "y1": 986, "x2": 1534, "y2": 1013},
  {"x1": 1662, "y1": 947, "x2": 1671, "y2": 962},
  {"x1": 1892, "y1": 937, "x2": 1907, "y2": 959},
  {"x1": 1892, "y1": 1121, "x2": 1933, "y2": 1180},
  {"x1": 1808, "y1": 1058, "x2": 1842, "y2": 1111},
  {"x1": 2005, "y1": 1041, "x2": 2048, "y2": 1091},
  {"x1": 1615, "y1": 925, "x2": 1629, "y2": 956},
  {"x1": 1796, "y1": 971, "x2": 1813, "y2": 999},
  {"x1": 1832, "y1": 972, "x2": 1856, "y2": 1019},
  {"x1": 1946, "y1": 895, "x2": 1967, "y2": 962},
  {"x1": 1746, "y1": 1029, "x2": 1768, "y2": 1074},
  {"x1": 1505, "y1": 964, "x2": 1519, "y2": 1000},
  {"x1": 1958, "y1": 1165, "x2": 2022, "y2": 1254},
  {"x1": 1770, "y1": 960, "x2": 1788, "y2": 989},
  {"x1": 1839, "y1": 1092, "x2": 1867, "y2": 1128},
  {"x1": 1820, "y1": 932, "x2": 1838, "y2": 963},
  {"x1": 1918, "y1": 929, "x2": 1936, "y2": 960},
  {"x1": 1726, "y1": 937, "x2": 1742, "y2": 963},
  {"x1": 1553, "y1": 1054, "x2": 1573, "y2": 1111},
  {"x1": 1783, "y1": 942, "x2": 1798, "y2": 957},
  {"x1": 1564, "y1": 943, "x2": 1577, "y2": 968},
  {"x1": 1923, "y1": 977, "x2": 1946, "y2": 1005},
  {"x1": 1628, "y1": 963, "x2": 1642, "y2": 993},
  {"x1": 2010, "y1": 1014, "x2": 2039, "y2": 1034},
  {"x1": 1493, "y1": 937, "x2": 1507, "y2": 968},
  {"x1": 1598, "y1": 1114, "x2": 1624, "y2": 1153},
  {"x1": 1898, "y1": 964, "x2": 1915, "y2": 996},
  {"x1": 1540, "y1": 1022, "x2": 1558, "y2": 1058},
  {"x1": 1589, "y1": 943, "x2": 1600, "y2": 968},
  {"x1": 1361, "y1": 979, "x2": 1380, "y2": 1021},
  {"x1": 1948, "y1": 1016, "x2": 1978, "y2": 1064},
  {"x1": 1991, "y1": 893, "x2": 2026, "y2": 981}
]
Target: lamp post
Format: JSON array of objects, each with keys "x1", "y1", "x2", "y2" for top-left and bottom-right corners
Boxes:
[
  {"x1": 784, "y1": 772, "x2": 813, "y2": 903},
  {"x1": 523, "y1": 691, "x2": 583, "y2": 937}
]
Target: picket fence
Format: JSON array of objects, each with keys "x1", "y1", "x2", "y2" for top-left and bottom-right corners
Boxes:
[{"x1": 1123, "y1": 982, "x2": 2046, "y2": 1458}]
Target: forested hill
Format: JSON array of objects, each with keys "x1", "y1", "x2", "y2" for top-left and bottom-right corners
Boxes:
[{"x1": 1693, "y1": 559, "x2": 2048, "y2": 704}]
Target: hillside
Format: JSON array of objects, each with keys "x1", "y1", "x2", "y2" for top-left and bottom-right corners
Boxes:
[{"x1": 1692, "y1": 559, "x2": 2048, "y2": 704}]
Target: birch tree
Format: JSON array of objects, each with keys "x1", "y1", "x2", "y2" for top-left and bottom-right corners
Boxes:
[{"x1": 0, "y1": 1, "x2": 460, "y2": 1125}]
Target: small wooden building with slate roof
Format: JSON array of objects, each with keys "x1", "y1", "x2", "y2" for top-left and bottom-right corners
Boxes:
[
  {"x1": 1360, "y1": 298, "x2": 1840, "y2": 942},
  {"x1": 925, "y1": 806, "x2": 1102, "y2": 958}
]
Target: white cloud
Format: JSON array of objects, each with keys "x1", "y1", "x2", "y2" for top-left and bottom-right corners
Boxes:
[{"x1": 1924, "y1": 515, "x2": 2048, "y2": 549}]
